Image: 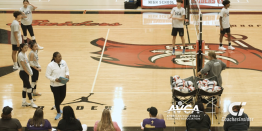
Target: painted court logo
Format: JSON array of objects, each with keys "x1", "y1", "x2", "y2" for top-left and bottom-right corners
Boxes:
[
  {"x1": 90, "y1": 34, "x2": 262, "y2": 71},
  {"x1": 6, "y1": 20, "x2": 121, "y2": 26}
]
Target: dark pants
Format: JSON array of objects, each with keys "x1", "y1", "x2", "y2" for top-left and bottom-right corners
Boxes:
[
  {"x1": 31, "y1": 67, "x2": 39, "y2": 91},
  {"x1": 50, "y1": 85, "x2": 67, "y2": 113},
  {"x1": 19, "y1": 71, "x2": 32, "y2": 100},
  {"x1": 21, "y1": 23, "x2": 35, "y2": 37},
  {"x1": 31, "y1": 67, "x2": 39, "y2": 82}
]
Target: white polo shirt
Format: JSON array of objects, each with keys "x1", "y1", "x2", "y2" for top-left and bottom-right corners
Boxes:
[{"x1": 46, "y1": 60, "x2": 69, "y2": 87}]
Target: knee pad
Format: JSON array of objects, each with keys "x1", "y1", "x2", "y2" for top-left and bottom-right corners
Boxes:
[
  {"x1": 31, "y1": 82, "x2": 36, "y2": 88},
  {"x1": 31, "y1": 36, "x2": 35, "y2": 40},
  {"x1": 35, "y1": 80, "x2": 38, "y2": 85},
  {"x1": 27, "y1": 88, "x2": 32, "y2": 93},
  {"x1": 23, "y1": 88, "x2": 27, "y2": 92},
  {"x1": 23, "y1": 36, "x2": 27, "y2": 40}
]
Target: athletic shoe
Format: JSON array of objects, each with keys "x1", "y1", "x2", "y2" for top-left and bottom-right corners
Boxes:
[
  {"x1": 37, "y1": 44, "x2": 44, "y2": 50},
  {"x1": 172, "y1": 48, "x2": 175, "y2": 55},
  {"x1": 22, "y1": 102, "x2": 30, "y2": 107},
  {"x1": 228, "y1": 45, "x2": 235, "y2": 50},
  {"x1": 55, "y1": 113, "x2": 62, "y2": 120},
  {"x1": 182, "y1": 48, "x2": 185, "y2": 54},
  {"x1": 218, "y1": 46, "x2": 226, "y2": 51},
  {"x1": 31, "y1": 102, "x2": 38, "y2": 108},
  {"x1": 13, "y1": 65, "x2": 19, "y2": 70}
]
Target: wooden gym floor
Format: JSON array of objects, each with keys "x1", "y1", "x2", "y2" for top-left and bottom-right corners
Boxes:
[{"x1": 0, "y1": 0, "x2": 262, "y2": 130}]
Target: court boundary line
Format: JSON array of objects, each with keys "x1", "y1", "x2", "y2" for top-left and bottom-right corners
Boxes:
[{"x1": 90, "y1": 28, "x2": 110, "y2": 93}]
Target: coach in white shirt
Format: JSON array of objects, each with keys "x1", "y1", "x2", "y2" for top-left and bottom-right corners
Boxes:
[{"x1": 46, "y1": 52, "x2": 69, "y2": 120}]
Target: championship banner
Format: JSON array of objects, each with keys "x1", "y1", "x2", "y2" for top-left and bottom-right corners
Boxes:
[{"x1": 141, "y1": 0, "x2": 223, "y2": 9}]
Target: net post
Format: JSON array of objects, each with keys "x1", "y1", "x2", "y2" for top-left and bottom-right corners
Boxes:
[
  {"x1": 196, "y1": 13, "x2": 204, "y2": 77},
  {"x1": 184, "y1": 0, "x2": 190, "y2": 25}
]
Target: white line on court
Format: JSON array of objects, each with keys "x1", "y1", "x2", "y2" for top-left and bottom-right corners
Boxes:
[{"x1": 90, "y1": 28, "x2": 110, "y2": 93}]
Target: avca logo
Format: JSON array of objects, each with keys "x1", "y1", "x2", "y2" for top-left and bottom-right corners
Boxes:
[{"x1": 90, "y1": 34, "x2": 262, "y2": 71}]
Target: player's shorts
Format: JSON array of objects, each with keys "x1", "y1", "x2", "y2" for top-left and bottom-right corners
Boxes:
[
  {"x1": 12, "y1": 44, "x2": 19, "y2": 51},
  {"x1": 172, "y1": 28, "x2": 184, "y2": 36},
  {"x1": 220, "y1": 28, "x2": 230, "y2": 34}
]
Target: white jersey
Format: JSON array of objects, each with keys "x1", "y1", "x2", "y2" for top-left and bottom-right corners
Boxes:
[
  {"x1": 10, "y1": 20, "x2": 22, "y2": 45},
  {"x1": 18, "y1": 52, "x2": 33, "y2": 76},
  {"x1": 220, "y1": 7, "x2": 230, "y2": 29},
  {"x1": 170, "y1": 7, "x2": 185, "y2": 28},
  {"x1": 20, "y1": 5, "x2": 34, "y2": 25},
  {"x1": 28, "y1": 50, "x2": 41, "y2": 68}
]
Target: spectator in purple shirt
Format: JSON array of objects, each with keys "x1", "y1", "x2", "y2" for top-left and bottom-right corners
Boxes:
[
  {"x1": 141, "y1": 107, "x2": 166, "y2": 130},
  {"x1": 27, "y1": 108, "x2": 52, "y2": 131}
]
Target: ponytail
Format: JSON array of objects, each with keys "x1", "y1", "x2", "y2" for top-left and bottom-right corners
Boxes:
[
  {"x1": 17, "y1": 43, "x2": 26, "y2": 67},
  {"x1": 51, "y1": 52, "x2": 60, "y2": 62}
]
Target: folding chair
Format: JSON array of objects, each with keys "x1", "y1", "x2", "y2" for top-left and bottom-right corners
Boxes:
[
  {"x1": 195, "y1": 76, "x2": 224, "y2": 124},
  {"x1": 170, "y1": 76, "x2": 198, "y2": 124}
]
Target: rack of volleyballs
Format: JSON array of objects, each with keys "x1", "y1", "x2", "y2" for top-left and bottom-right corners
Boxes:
[{"x1": 172, "y1": 75, "x2": 222, "y2": 93}]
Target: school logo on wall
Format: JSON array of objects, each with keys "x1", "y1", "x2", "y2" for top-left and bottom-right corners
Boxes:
[{"x1": 90, "y1": 34, "x2": 262, "y2": 71}]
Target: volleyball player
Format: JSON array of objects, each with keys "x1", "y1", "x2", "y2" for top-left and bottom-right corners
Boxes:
[
  {"x1": 219, "y1": 0, "x2": 235, "y2": 50},
  {"x1": 11, "y1": 11, "x2": 23, "y2": 70},
  {"x1": 17, "y1": 43, "x2": 38, "y2": 108},
  {"x1": 169, "y1": 0, "x2": 186, "y2": 55},
  {"x1": 46, "y1": 52, "x2": 70, "y2": 120},
  {"x1": 20, "y1": 0, "x2": 44, "y2": 50},
  {"x1": 28, "y1": 41, "x2": 41, "y2": 100}
]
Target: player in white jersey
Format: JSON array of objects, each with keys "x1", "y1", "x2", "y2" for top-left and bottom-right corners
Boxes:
[
  {"x1": 169, "y1": 0, "x2": 186, "y2": 55},
  {"x1": 28, "y1": 41, "x2": 42, "y2": 100},
  {"x1": 20, "y1": 0, "x2": 44, "y2": 49},
  {"x1": 11, "y1": 11, "x2": 23, "y2": 70},
  {"x1": 219, "y1": 0, "x2": 235, "y2": 51},
  {"x1": 17, "y1": 43, "x2": 38, "y2": 108}
]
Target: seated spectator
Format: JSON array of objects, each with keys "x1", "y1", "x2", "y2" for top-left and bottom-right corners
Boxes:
[
  {"x1": 141, "y1": 107, "x2": 166, "y2": 130},
  {"x1": 0, "y1": 106, "x2": 22, "y2": 131},
  {"x1": 223, "y1": 105, "x2": 250, "y2": 131},
  {"x1": 94, "y1": 108, "x2": 121, "y2": 131},
  {"x1": 27, "y1": 108, "x2": 52, "y2": 131},
  {"x1": 57, "y1": 106, "x2": 84, "y2": 131},
  {"x1": 186, "y1": 101, "x2": 211, "y2": 131}
]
